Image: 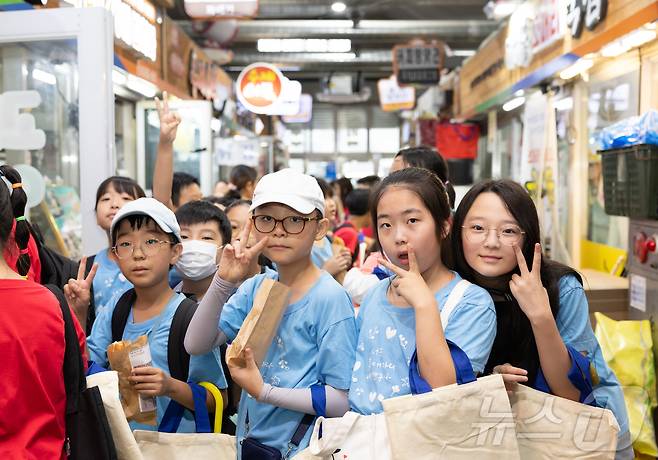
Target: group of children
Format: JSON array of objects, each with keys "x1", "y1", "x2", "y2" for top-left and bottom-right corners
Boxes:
[{"x1": 0, "y1": 97, "x2": 633, "y2": 460}]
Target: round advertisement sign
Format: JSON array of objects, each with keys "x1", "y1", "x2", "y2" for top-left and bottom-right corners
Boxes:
[{"x1": 236, "y1": 63, "x2": 285, "y2": 113}]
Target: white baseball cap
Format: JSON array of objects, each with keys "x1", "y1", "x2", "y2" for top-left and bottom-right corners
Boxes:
[
  {"x1": 249, "y1": 168, "x2": 325, "y2": 217},
  {"x1": 110, "y1": 197, "x2": 182, "y2": 243}
]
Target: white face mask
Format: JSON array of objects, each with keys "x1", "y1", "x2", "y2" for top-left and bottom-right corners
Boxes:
[{"x1": 175, "y1": 240, "x2": 219, "y2": 281}]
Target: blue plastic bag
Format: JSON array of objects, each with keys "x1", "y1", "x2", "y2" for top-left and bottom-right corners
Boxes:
[{"x1": 600, "y1": 110, "x2": 658, "y2": 149}]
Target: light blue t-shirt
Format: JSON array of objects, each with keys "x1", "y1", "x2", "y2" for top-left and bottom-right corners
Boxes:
[
  {"x1": 349, "y1": 271, "x2": 496, "y2": 415},
  {"x1": 555, "y1": 275, "x2": 630, "y2": 447},
  {"x1": 88, "y1": 292, "x2": 227, "y2": 432},
  {"x1": 92, "y1": 248, "x2": 132, "y2": 318},
  {"x1": 220, "y1": 271, "x2": 357, "y2": 458},
  {"x1": 311, "y1": 237, "x2": 334, "y2": 269}
]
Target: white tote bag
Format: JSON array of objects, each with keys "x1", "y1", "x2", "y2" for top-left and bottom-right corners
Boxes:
[
  {"x1": 510, "y1": 384, "x2": 619, "y2": 459},
  {"x1": 297, "y1": 411, "x2": 392, "y2": 460},
  {"x1": 382, "y1": 374, "x2": 521, "y2": 460},
  {"x1": 86, "y1": 371, "x2": 144, "y2": 460}
]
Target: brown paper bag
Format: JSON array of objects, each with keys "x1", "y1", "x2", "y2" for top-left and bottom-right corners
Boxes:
[
  {"x1": 332, "y1": 236, "x2": 348, "y2": 284},
  {"x1": 107, "y1": 335, "x2": 157, "y2": 426},
  {"x1": 226, "y1": 278, "x2": 291, "y2": 368}
]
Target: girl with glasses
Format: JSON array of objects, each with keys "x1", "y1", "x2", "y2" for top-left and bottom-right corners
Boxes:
[{"x1": 449, "y1": 179, "x2": 632, "y2": 459}]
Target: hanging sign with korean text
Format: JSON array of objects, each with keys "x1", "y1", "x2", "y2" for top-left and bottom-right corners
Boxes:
[{"x1": 393, "y1": 41, "x2": 445, "y2": 85}]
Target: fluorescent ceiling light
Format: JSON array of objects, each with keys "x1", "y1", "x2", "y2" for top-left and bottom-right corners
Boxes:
[
  {"x1": 601, "y1": 25, "x2": 656, "y2": 58},
  {"x1": 502, "y1": 96, "x2": 525, "y2": 112},
  {"x1": 559, "y1": 59, "x2": 593, "y2": 80},
  {"x1": 331, "y1": 2, "x2": 346, "y2": 13},
  {"x1": 126, "y1": 75, "x2": 157, "y2": 98},
  {"x1": 452, "y1": 50, "x2": 476, "y2": 57},
  {"x1": 257, "y1": 39, "x2": 351, "y2": 53},
  {"x1": 514, "y1": 89, "x2": 524, "y2": 97},
  {"x1": 601, "y1": 40, "x2": 631, "y2": 57},
  {"x1": 624, "y1": 28, "x2": 656, "y2": 48},
  {"x1": 32, "y1": 68, "x2": 56, "y2": 85}
]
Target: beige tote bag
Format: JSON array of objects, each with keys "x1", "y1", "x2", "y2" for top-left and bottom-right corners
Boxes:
[
  {"x1": 86, "y1": 371, "x2": 144, "y2": 460},
  {"x1": 382, "y1": 374, "x2": 521, "y2": 459},
  {"x1": 510, "y1": 384, "x2": 619, "y2": 459},
  {"x1": 133, "y1": 431, "x2": 236, "y2": 460}
]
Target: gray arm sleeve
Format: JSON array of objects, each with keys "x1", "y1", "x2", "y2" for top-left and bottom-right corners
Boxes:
[
  {"x1": 257, "y1": 384, "x2": 350, "y2": 417},
  {"x1": 184, "y1": 275, "x2": 236, "y2": 355}
]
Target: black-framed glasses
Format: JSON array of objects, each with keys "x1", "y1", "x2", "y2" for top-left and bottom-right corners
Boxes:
[
  {"x1": 251, "y1": 215, "x2": 321, "y2": 234},
  {"x1": 461, "y1": 224, "x2": 525, "y2": 246},
  {"x1": 112, "y1": 238, "x2": 174, "y2": 259}
]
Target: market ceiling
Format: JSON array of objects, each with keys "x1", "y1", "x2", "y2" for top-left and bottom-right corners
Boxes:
[{"x1": 172, "y1": 0, "x2": 498, "y2": 82}]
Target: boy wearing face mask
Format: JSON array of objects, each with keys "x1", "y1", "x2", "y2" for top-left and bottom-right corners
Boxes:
[{"x1": 174, "y1": 201, "x2": 232, "y2": 301}]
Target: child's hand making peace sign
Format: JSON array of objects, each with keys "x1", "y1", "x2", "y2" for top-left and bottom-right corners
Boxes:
[
  {"x1": 217, "y1": 219, "x2": 269, "y2": 284},
  {"x1": 155, "y1": 92, "x2": 181, "y2": 145},
  {"x1": 509, "y1": 243, "x2": 551, "y2": 323},
  {"x1": 379, "y1": 245, "x2": 438, "y2": 312},
  {"x1": 63, "y1": 256, "x2": 98, "y2": 328}
]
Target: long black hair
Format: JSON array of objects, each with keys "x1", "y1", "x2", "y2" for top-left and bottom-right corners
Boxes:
[
  {"x1": 449, "y1": 179, "x2": 579, "y2": 382},
  {"x1": 0, "y1": 165, "x2": 31, "y2": 276}
]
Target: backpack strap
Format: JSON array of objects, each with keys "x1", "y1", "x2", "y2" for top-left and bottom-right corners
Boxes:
[
  {"x1": 83, "y1": 254, "x2": 97, "y2": 335},
  {"x1": 439, "y1": 279, "x2": 472, "y2": 329},
  {"x1": 167, "y1": 297, "x2": 198, "y2": 382},
  {"x1": 45, "y1": 284, "x2": 86, "y2": 414},
  {"x1": 111, "y1": 291, "x2": 196, "y2": 382},
  {"x1": 111, "y1": 289, "x2": 136, "y2": 343}
]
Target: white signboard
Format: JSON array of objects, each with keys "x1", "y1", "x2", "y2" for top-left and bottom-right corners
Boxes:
[
  {"x1": 377, "y1": 76, "x2": 415, "y2": 112},
  {"x1": 630, "y1": 274, "x2": 647, "y2": 312},
  {"x1": 0, "y1": 91, "x2": 46, "y2": 150}
]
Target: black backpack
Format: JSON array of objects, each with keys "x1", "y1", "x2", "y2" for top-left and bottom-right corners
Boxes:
[
  {"x1": 30, "y1": 223, "x2": 79, "y2": 290},
  {"x1": 110, "y1": 289, "x2": 198, "y2": 381},
  {"x1": 45, "y1": 285, "x2": 117, "y2": 460}
]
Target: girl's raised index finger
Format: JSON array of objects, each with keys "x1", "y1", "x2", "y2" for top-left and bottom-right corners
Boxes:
[
  {"x1": 407, "y1": 245, "x2": 420, "y2": 274},
  {"x1": 512, "y1": 243, "x2": 529, "y2": 275},
  {"x1": 531, "y1": 243, "x2": 542, "y2": 276}
]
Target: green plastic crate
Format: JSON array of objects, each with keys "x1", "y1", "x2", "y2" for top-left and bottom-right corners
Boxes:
[
  {"x1": 627, "y1": 144, "x2": 658, "y2": 219},
  {"x1": 599, "y1": 144, "x2": 658, "y2": 219},
  {"x1": 599, "y1": 147, "x2": 630, "y2": 217}
]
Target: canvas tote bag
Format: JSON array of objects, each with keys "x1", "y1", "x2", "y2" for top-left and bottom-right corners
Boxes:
[
  {"x1": 510, "y1": 383, "x2": 619, "y2": 459},
  {"x1": 296, "y1": 280, "x2": 480, "y2": 460},
  {"x1": 133, "y1": 382, "x2": 236, "y2": 460},
  {"x1": 382, "y1": 373, "x2": 520, "y2": 459},
  {"x1": 86, "y1": 370, "x2": 144, "y2": 460}
]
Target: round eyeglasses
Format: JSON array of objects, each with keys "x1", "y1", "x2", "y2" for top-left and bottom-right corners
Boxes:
[
  {"x1": 112, "y1": 238, "x2": 174, "y2": 259},
  {"x1": 461, "y1": 224, "x2": 525, "y2": 246}
]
